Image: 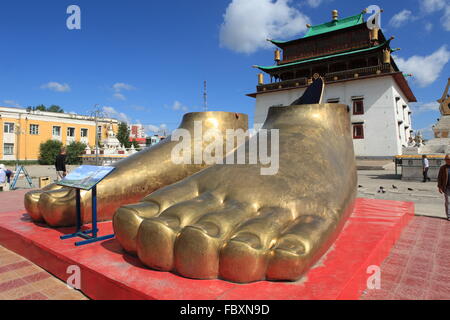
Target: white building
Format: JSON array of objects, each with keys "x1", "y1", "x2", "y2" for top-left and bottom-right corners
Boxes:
[{"x1": 248, "y1": 10, "x2": 417, "y2": 158}]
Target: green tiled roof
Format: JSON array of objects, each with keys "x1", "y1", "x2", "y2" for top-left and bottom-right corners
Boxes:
[
  {"x1": 269, "y1": 13, "x2": 365, "y2": 45},
  {"x1": 255, "y1": 41, "x2": 387, "y2": 72},
  {"x1": 304, "y1": 13, "x2": 365, "y2": 38}
]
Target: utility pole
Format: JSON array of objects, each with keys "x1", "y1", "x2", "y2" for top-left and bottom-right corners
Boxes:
[
  {"x1": 203, "y1": 80, "x2": 208, "y2": 112},
  {"x1": 90, "y1": 105, "x2": 108, "y2": 166}
]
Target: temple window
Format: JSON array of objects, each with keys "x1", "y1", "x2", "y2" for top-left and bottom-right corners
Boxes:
[
  {"x1": 353, "y1": 99, "x2": 364, "y2": 115},
  {"x1": 353, "y1": 124, "x2": 364, "y2": 139}
]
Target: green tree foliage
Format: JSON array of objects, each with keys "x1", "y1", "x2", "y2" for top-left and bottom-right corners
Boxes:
[
  {"x1": 66, "y1": 141, "x2": 87, "y2": 165},
  {"x1": 47, "y1": 105, "x2": 64, "y2": 113},
  {"x1": 131, "y1": 139, "x2": 141, "y2": 151},
  {"x1": 38, "y1": 140, "x2": 63, "y2": 165},
  {"x1": 117, "y1": 122, "x2": 131, "y2": 148},
  {"x1": 35, "y1": 104, "x2": 47, "y2": 112},
  {"x1": 26, "y1": 105, "x2": 65, "y2": 113}
]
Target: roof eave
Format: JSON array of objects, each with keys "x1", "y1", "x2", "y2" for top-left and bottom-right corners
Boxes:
[{"x1": 256, "y1": 41, "x2": 389, "y2": 73}]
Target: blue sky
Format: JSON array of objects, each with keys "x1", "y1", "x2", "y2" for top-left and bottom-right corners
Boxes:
[{"x1": 0, "y1": 0, "x2": 449, "y2": 137}]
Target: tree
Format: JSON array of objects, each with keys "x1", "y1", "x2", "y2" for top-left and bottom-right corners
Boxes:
[
  {"x1": 47, "y1": 105, "x2": 64, "y2": 113},
  {"x1": 39, "y1": 140, "x2": 63, "y2": 165},
  {"x1": 66, "y1": 141, "x2": 87, "y2": 165},
  {"x1": 131, "y1": 139, "x2": 141, "y2": 151},
  {"x1": 117, "y1": 122, "x2": 131, "y2": 149},
  {"x1": 35, "y1": 104, "x2": 46, "y2": 112},
  {"x1": 27, "y1": 105, "x2": 65, "y2": 113}
]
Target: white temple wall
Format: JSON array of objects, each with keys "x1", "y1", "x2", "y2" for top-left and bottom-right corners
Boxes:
[{"x1": 254, "y1": 76, "x2": 411, "y2": 158}]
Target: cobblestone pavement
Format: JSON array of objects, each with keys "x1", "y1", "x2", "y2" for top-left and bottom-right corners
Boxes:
[{"x1": 0, "y1": 245, "x2": 88, "y2": 300}]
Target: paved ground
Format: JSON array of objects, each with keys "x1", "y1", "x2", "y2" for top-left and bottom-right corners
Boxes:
[
  {"x1": 357, "y1": 169, "x2": 446, "y2": 219},
  {"x1": 3, "y1": 165, "x2": 79, "y2": 190},
  {"x1": 0, "y1": 189, "x2": 88, "y2": 300},
  {"x1": 0, "y1": 246, "x2": 88, "y2": 300},
  {"x1": 0, "y1": 165, "x2": 448, "y2": 300},
  {"x1": 361, "y1": 216, "x2": 450, "y2": 300}
]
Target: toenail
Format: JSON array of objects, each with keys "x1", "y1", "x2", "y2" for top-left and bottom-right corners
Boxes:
[
  {"x1": 160, "y1": 216, "x2": 179, "y2": 229},
  {"x1": 195, "y1": 222, "x2": 220, "y2": 237},
  {"x1": 277, "y1": 238, "x2": 306, "y2": 255},
  {"x1": 231, "y1": 232, "x2": 262, "y2": 250}
]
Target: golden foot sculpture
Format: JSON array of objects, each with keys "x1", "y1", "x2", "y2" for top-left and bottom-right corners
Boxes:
[
  {"x1": 113, "y1": 103, "x2": 357, "y2": 283},
  {"x1": 24, "y1": 111, "x2": 248, "y2": 228}
]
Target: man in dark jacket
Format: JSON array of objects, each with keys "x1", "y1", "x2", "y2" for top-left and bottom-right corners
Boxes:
[
  {"x1": 55, "y1": 148, "x2": 67, "y2": 181},
  {"x1": 437, "y1": 154, "x2": 450, "y2": 221}
]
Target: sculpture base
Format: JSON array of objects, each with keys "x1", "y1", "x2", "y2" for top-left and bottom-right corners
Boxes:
[{"x1": 0, "y1": 198, "x2": 413, "y2": 300}]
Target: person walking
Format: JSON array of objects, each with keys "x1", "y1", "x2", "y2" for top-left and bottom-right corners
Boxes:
[
  {"x1": 437, "y1": 154, "x2": 450, "y2": 221},
  {"x1": 55, "y1": 148, "x2": 67, "y2": 182},
  {"x1": 0, "y1": 164, "x2": 6, "y2": 191},
  {"x1": 423, "y1": 155, "x2": 431, "y2": 182}
]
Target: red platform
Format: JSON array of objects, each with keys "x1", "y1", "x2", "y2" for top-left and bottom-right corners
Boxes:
[{"x1": 0, "y1": 198, "x2": 413, "y2": 300}]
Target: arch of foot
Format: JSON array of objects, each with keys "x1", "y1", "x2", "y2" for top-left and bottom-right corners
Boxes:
[
  {"x1": 114, "y1": 103, "x2": 357, "y2": 283},
  {"x1": 24, "y1": 111, "x2": 248, "y2": 227}
]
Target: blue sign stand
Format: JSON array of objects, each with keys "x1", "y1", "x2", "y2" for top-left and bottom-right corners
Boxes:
[{"x1": 59, "y1": 166, "x2": 115, "y2": 246}]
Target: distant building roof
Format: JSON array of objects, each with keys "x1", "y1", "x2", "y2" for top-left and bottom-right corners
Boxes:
[
  {"x1": 0, "y1": 106, "x2": 118, "y2": 123},
  {"x1": 129, "y1": 138, "x2": 146, "y2": 143}
]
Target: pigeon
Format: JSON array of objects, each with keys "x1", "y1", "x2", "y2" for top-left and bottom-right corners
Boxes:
[
  {"x1": 408, "y1": 188, "x2": 414, "y2": 191},
  {"x1": 377, "y1": 187, "x2": 386, "y2": 194},
  {"x1": 358, "y1": 185, "x2": 363, "y2": 188},
  {"x1": 392, "y1": 185, "x2": 398, "y2": 189}
]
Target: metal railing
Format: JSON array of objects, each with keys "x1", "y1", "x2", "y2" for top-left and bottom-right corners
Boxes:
[
  {"x1": 257, "y1": 77, "x2": 308, "y2": 92},
  {"x1": 324, "y1": 64, "x2": 393, "y2": 82},
  {"x1": 256, "y1": 64, "x2": 394, "y2": 93}
]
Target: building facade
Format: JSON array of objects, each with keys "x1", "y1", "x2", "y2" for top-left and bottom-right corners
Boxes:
[
  {"x1": 0, "y1": 106, "x2": 119, "y2": 161},
  {"x1": 248, "y1": 10, "x2": 417, "y2": 158},
  {"x1": 129, "y1": 124, "x2": 148, "y2": 148}
]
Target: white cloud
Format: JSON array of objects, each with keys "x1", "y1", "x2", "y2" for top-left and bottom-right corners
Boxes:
[
  {"x1": 389, "y1": 10, "x2": 414, "y2": 28},
  {"x1": 421, "y1": 0, "x2": 447, "y2": 13},
  {"x1": 425, "y1": 22, "x2": 434, "y2": 31},
  {"x1": 40, "y1": 82, "x2": 71, "y2": 92},
  {"x1": 112, "y1": 83, "x2": 135, "y2": 92},
  {"x1": 169, "y1": 101, "x2": 189, "y2": 112},
  {"x1": 420, "y1": 0, "x2": 450, "y2": 31},
  {"x1": 219, "y1": 0, "x2": 310, "y2": 54},
  {"x1": 305, "y1": 0, "x2": 325, "y2": 8},
  {"x1": 394, "y1": 45, "x2": 450, "y2": 87},
  {"x1": 111, "y1": 82, "x2": 136, "y2": 101},
  {"x1": 113, "y1": 93, "x2": 126, "y2": 101},
  {"x1": 3, "y1": 100, "x2": 21, "y2": 107},
  {"x1": 131, "y1": 105, "x2": 148, "y2": 112},
  {"x1": 145, "y1": 124, "x2": 168, "y2": 134},
  {"x1": 412, "y1": 101, "x2": 440, "y2": 113},
  {"x1": 442, "y1": 5, "x2": 450, "y2": 30},
  {"x1": 102, "y1": 106, "x2": 131, "y2": 123}
]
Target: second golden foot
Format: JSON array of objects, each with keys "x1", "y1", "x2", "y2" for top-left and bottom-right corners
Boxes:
[{"x1": 24, "y1": 111, "x2": 248, "y2": 231}]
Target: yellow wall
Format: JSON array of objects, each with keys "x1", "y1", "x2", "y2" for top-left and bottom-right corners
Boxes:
[{"x1": 0, "y1": 115, "x2": 119, "y2": 161}]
